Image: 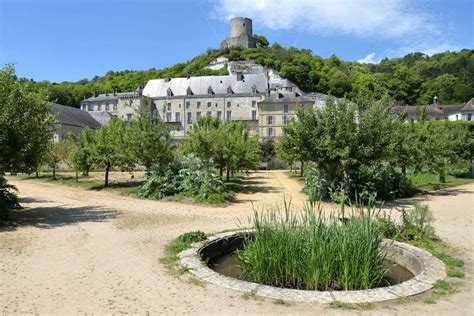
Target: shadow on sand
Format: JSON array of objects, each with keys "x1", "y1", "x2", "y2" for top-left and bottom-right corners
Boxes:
[{"x1": 1, "y1": 204, "x2": 118, "y2": 231}]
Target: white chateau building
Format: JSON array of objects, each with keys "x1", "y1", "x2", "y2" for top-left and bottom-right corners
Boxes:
[{"x1": 81, "y1": 17, "x2": 325, "y2": 141}]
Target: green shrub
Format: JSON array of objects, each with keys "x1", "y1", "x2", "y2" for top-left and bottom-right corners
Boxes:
[
  {"x1": 401, "y1": 203, "x2": 435, "y2": 240},
  {"x1": 237, "y1": 202, "x2": 386, "y2": 291},
  {"x1": 176, "y1": 230, "x2": 207, "y2": 244},
  {"x1": 138, "y1": 155, "x2": 227, "y2": 203},
  {"x1": 0, "y1": 176, "x2": 20, "y2": 219}
]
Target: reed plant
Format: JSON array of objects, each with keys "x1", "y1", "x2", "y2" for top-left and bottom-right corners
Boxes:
[{"x1": 236, "y1": 200, "x2": 387, "y2": 291}]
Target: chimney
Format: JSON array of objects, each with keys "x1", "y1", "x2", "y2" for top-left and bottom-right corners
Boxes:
[
  {"x1": 433, "y1": 95, "x2": 441, "y2": 110},
  {"x1": 236, "y1": 71, "x2": 243, "y2": 81},
  {"x1": 291, "y1": 85, "x2": 297, "y2": 97},
  {"x1": 164, "y1": 75, "x2": 170, "y2": 82}
]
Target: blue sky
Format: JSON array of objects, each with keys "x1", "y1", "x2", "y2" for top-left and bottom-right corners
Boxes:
[{"x1": 0, "y1": 0, "x2": 472, "y2": 82}]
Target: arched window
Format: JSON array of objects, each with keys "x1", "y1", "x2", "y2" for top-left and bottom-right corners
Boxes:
[
  {"x1": 186, "y1": 87, "x2": 193, "y2": 96},
  {"x1": 167, "y1": 88, "x2": 173, "y2": 97},
  {"x1": 208, "y1": 86, "x2": 214, "y2": 95}
]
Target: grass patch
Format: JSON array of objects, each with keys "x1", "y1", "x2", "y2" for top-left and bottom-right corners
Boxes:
[
  {"x1": 407, "y1": 171, "x2": 474, "y2": 192},
  {"x1": 407, "y1": 238, "x2": 465, "y2": 279},
  {"x1": 240, "y1": 290, "x2": 262, "y2": 301},
  {"x1": 187, "y1": 276, "x2": 206, "y2": 287},
  {"x1": 160, "y1": 231, "x2": 207, "y2": 274},
  {"x1": 273, "y1": 299, "x2": 286, "y2": 305},
  {"x1": 423, "y1": 297, "x2": 436, "y2": 304},
  {"x1": 330, "y1": 301, "x2": 375, "y2": 310}
]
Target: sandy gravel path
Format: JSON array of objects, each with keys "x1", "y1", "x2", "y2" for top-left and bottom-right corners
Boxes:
[{"x1": 1, "y1": 171, "x2": 473, "y2": 315}]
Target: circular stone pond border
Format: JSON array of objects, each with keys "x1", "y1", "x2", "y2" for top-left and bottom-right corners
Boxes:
[{"x1": 178, "y1": 231, "x2": 446, "y2": 304}]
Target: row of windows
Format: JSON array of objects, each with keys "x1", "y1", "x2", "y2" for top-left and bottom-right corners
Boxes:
[
  {"x1": 164, "y1": 110, "x2": 258, "y2": 123},
  {"x1": 264, "y1": 115, "x2": 289, "y2": 125},
  {"x1": 82, "y1": 103, "x2": 118, "y2": 112},
  {"x1": 166, "y1": 111, "x2": 234, "y2": 123},
  {"x1": 167, "y1": 100, "x2": 258, "y2": 110}
]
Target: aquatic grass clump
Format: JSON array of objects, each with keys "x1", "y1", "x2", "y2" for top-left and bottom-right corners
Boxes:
[{"x1": 236, "y1": 202, "x2": 387, "y2": 291}]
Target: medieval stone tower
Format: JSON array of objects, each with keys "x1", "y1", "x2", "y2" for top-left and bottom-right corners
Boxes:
[{"x1": 221, "y1": 17, "x2": 258, "y2": 49}]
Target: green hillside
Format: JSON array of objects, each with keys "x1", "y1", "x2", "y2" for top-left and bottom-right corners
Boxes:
[{"x1": 26, "y1": 43, "x2": 474, "y2": 108}]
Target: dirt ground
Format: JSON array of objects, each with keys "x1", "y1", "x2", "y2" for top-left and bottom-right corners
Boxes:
[{"x1": 1, "y1": 171, "x2": 473, "y2": 315}]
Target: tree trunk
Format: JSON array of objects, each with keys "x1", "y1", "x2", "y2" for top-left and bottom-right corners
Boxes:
[
  {"x1": 226, "y1": 167, "x2": 230, "y2": 182},
  {"x1": 470, "y1": 158, "x2": 473, "y2": 179},
  {"x1": 300, "y1": 161, "x2": 304, "y2": 178},
  {"x1": 231, "y1": 169, "x2": 234, "y2": 178},
  {"x1": 75, "y1": 171, "x2": 79, "y2": 181},
  {"x1": 401, "y1": 164, "x2": 407, "y2": 178},
  {"x1": 35, "y1": 170, "x2": 39, "y2": 178},
  {"x1": 52, "y1": 165, "x2": 56, "y2": 180},
  {"x1": 220, "y1": 164, "x2": 224, "y2": 179},
  {"x1": 104, "y1": 163, "x2": 110, "y2": 187}
]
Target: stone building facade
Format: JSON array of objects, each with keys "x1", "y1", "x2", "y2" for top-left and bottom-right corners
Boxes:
[
  {"x1": 258, "y1": 92, "x2": 314, "y2": 139},
  {"x1": 143, "y1": 73, "x2": 266, "y2": 141},
  {"x1": 81, "y1": 88, "x2": 142, "y2": 123}
]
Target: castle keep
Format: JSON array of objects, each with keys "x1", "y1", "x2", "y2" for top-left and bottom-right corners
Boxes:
[{"x1": 221, "y1": 17, "x2": 258, "y2": 49}]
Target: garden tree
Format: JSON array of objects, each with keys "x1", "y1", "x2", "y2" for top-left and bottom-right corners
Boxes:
[
  {"x1": 389, "y1": 112, "x2": 420, "y2": 177},
  {"x1": 69, "y1": 127, "x2": 95, "y2": 178},
  {"x1": 91, "y1": 120, "x2": 131, "y2": 187},
  {"x1": 413, "y1": 119, "x2": 468, "y2": 182},
  {"x1": 183, "y1": 116, "x2": 259, "y2": 180},
  {"x1": 275, "y1": 137, "x2": 297, "y2": 172},
  {"x1": 0, "y1": 64, "x2": 54, "y2": 175},
  {"x1": 222, "y1": 122, "x2": 260, "y2": 180},
  {"x1": 277, "y1": 108, "x2": 315, "y2": 177},
  {"x1": 45, "y1": 140, "x2": 75, "y2": 180},
  {"x1": 0, "y1": 64, "x2": 53, "y2": 218},
  {"x1": 259, "y1": 139, "x2": 276, "y2": 163},
  {"x1": 280, "y1": 96, "x2": 395, "y2": 188},
  {"x1": 125, "y1": 97, "x2": 173, "y2": 175}
]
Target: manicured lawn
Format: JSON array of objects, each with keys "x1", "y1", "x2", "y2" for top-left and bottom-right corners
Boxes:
[{"x1": 407, "y1": 172, "x2": 474, "y2": 192}]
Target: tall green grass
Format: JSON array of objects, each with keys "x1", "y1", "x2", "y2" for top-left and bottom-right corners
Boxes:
[{"x1": 237, "y1": 201, "x2": 387, "y2": 291}]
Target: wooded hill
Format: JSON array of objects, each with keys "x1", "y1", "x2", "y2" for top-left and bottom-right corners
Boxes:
[{"x1": 25, "y1": 43, "x2": 474, "y2": 108}]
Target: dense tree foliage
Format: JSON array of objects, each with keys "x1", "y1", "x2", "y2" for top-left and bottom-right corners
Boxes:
[
  {"x1": 26, "y1": 47, "x2": 473, "y2": 108},
  {"x1": 125, "y1": 97, "x2": 173, "y2": 174},
  {"x1": 0, "y1": 64, "x2": 54, "y2": 217},
  {"x1": 1, "y1": 64, "x2": 54, "y2": 174},
  {"x1": 277, "y1": 97, "x2": 472, "y2": 201},
  {"x1": 183, "y1": 116, "x2": 260, "y2": 180},
  {"x1": 91, "y1": 119, "x2": 131, "y2": 186}
]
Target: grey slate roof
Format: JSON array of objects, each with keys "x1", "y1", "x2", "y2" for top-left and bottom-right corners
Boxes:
[
  {"x1": 461, "y1": 98, "x2": 474, "y2": 111},
  {"x1": 52, "y1": 103, "x2": 101, "y2": 129},
  {"x1": 259, "y1": 92, "x2": 313, "y2": 103},
  {"x1": 392, "y1": 104, "x2": 464, "y2": 118},
  {"x1": 83, "y1": 91, "x2": 139, "y2": 102},
  {"x1": 88, "y1": 111, "x2": 113, "y2": 126},
  {"x1": 143, "y1": 74, "x2": 268, "y2": 98}
]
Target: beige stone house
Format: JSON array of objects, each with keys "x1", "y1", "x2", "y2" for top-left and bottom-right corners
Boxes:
[{"x1": 258, "y1": 92, "x2": 314, "y2": 139}]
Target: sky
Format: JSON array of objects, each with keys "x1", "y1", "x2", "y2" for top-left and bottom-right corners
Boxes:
[{"x1": 0, "y1": 0, "x2": 473, "y2": 82}]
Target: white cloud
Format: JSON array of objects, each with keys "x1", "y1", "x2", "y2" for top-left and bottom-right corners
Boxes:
[
  {"x1": 212, "y1": 0, "x2": 438, "y2": 39},
  {"x1": 357, "y1": 52, "x2": 380, "y2": 64},
  {"x1": 388, "y1": 43, "x2": 462, "y2": 57}
]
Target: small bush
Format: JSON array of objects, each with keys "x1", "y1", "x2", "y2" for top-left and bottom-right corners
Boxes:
[
  {"x1": 176, "y1": 230, "x2": 207, "y2": 244},
  {"x1": 401, "y1": 203, "x2": 435, "y2": 240},
  {"x1": 0, "y1": 176, "x2": 20, "y2": 219}
]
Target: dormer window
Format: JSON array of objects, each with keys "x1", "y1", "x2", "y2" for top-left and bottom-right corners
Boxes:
[
  {"x1": 167, "y1": 88, "x2": 173, "y2": 97},
  {"x1": 251, "y1": 84, "x2": 257, "y2": 94},
  {"x1": 227, "y1": 85, "x2": 233, "y2": 94},
  {"x1": 186, "y1": 87, "x2": 193, "y2": 96},
  {"x1": 208, "y1": 86, "x2": 214, "y2": 95}
]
